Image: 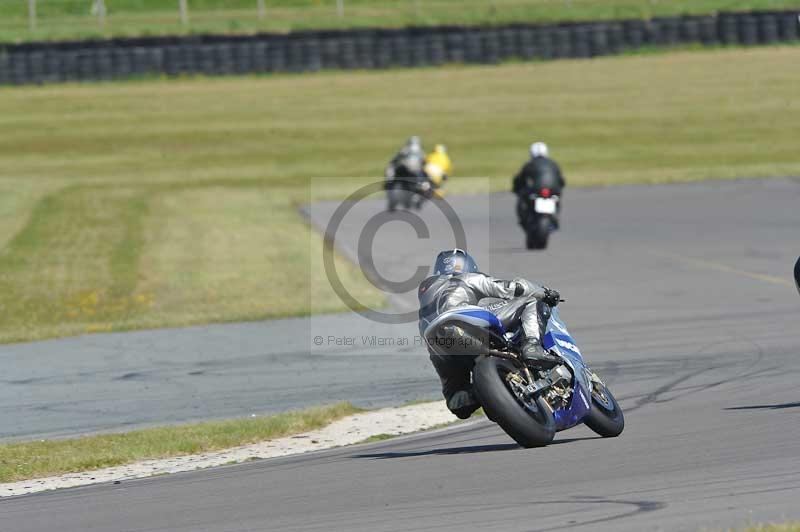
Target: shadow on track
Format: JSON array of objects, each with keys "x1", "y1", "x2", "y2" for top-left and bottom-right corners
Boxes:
[
  {"x1": 353, "y1": 436, "x2": 600, "y2": 459},
  {"x1": 725, "y1": 401, "x2": 800, "y2": 411}
]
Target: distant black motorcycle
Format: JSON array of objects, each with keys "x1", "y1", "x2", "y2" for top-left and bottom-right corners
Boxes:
[
  {"x1": 386, "y1": 174, "x2": 416, "y2": 211},
  {"x1": 386, "y1": 173, "x2": 434, "y2": 211},
  {"x1": 520, "y1": 187, "x2": 560, "y2": 250}
]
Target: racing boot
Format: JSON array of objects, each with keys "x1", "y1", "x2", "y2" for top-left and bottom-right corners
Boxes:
[
  {"x1": 521, "y1": 339, "x2": 561, "y2": 368},
  {"x1": 447, "y1": 389, "x2": 481, "y2": 420}
]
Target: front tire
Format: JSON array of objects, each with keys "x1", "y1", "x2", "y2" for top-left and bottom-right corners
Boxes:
[
  {"x1": 387, "y1": 186, "x2": 400, "y2": 211},
  {"x1": 473, "y1": 356, "x2": 555, "y2": 448},
  {"x1": 583, "y1": 383, "x2": 625, "y2": 438},
  {"x1": 403, "y1": 190, "x2": 414, "y2": 209}
]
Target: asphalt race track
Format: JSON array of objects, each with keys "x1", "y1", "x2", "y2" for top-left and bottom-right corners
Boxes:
[
  {"x1": 0, "y1": 315, "x2": 438, "y2": 440},
  {"x1": 3, "y1": 178, "x2": 800, "y2": 531}
]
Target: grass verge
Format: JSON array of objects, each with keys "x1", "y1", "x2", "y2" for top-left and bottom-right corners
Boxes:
[
  {"x1": 739, "y1": 525, "x2": 800, "y2": 532},
  {"x1": 1, "y1": 46, "x2": 799, "y2": 343},
  {"x1": 1, "y1": 0, "x2": 799, "y2": 43},
  {"x1": 0, "y1": 402, "x2": 362, "y2": 484},
  {"x1": 360, "y1": 433, "x2": 397, "y2": 444}
]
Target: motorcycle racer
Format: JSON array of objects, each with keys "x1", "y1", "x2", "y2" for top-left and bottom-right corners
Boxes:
[
  {"x1": 385, "y1": 136, "x2": 425, "y2": 181},
  {"x1": 424, "y1": 144, "x2": 452, "y2": 193},
  {"x1": 418, "y1": 249, "x2": 561, "y2": 419},
  {"x1": 512, "y1": 142, "x2": 565, "y2": 225}
]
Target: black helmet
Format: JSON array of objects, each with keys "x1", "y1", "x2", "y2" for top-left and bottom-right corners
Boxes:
[{"x1": 433, "y1": 249, "x2": 479, "y2": 276}]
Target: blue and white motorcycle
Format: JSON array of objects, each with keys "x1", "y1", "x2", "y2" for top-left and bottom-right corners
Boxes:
[{"x1": 423, "y1": 301, "x2": 624, "y2": 447}]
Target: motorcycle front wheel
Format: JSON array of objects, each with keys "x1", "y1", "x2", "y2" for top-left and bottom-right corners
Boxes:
[
  {"x1": 583, "y1": 382, "x2": 625, "y2": 438},
  {"x1": 473, "y1": 356, "x2": 555, "y2": 448},
  {"x1": 386, "y1": 186, "x2": 400, "y2": 211}
]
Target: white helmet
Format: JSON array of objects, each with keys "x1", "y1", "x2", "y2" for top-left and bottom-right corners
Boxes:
[
  {"x1": 407, "y1": 136, "x2": 422, "y2": 150},
  {"x1": 530, "y1": 142, "x2": 549, "y2": 158}
]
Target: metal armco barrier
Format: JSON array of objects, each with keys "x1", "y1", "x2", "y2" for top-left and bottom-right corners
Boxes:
[{"x1": 0, "y1": 10, "x2": 798, "y2": 85}]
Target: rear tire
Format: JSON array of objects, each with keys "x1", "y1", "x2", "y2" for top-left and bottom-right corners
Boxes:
[
  {"x1": 535, "y1": 216, "x2": 550, "y2": 249},
  {"x1": 583, "y1": 384, "x2": 625, "y2": 438},
  {"x1": 473, "y1": 356, "x2": 555, "y2": 448},
  {"x1": 525, "y1": 230, "x2": 538, "y2": 250},
  {"x1": 524, "y1": 216, "x2": 550, "y2": 250}
]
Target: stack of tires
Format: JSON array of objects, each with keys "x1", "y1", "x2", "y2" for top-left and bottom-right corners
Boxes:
[{"x1": 1, "y1": 9, "x2": 799, "y2": 85}]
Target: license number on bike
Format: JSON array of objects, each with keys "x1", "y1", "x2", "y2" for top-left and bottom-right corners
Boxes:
[{"x1": 534, "y1": 197, "x2": 557, "y2": 214}]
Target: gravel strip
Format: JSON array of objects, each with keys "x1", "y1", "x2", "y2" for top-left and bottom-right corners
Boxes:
[{"x1": 1, "y1": 401, "x2": 455, "y2": 497}]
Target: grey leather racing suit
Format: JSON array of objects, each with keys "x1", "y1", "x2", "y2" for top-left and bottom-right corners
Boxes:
[{"x1": 418, "y1": 272, "x2": 557, "y2": 418}]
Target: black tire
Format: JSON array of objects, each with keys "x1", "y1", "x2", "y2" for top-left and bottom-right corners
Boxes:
[
  {"x1": 583, "y1": 383, "x2": 625, "y2": 438},
  {"x1": 403, "y1": 190, "x2": 414, "y2": 209},
  {"x1": 473, "y1": 356, "x2": 555, "y2": 448},
  {"x1": 536, "y1": 216, "x2": 550, "y2": 249},
  {"x1": 524, "y1": 217, "x2": 549, "y2": 250},
  {"x1": 386, "y1": 185, "x2": 399, "y2": 212},
  {"x1": 525, "y1": 230, "x2": 539, "y2": 250}
]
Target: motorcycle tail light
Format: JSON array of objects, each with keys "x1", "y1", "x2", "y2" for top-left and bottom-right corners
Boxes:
[{"x1": 540, "y1": 188, "x2": 551, "y2": 198}]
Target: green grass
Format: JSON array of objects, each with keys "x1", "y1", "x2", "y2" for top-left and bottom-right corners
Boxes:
[
  {"x1": 0, "y1": 179, "x2": 385, "y2": 343},
  {"x1": 0, "y1": 402, "x2": 362, "y2": 483},
  {"x1": 360, "y1": 433, "x2": 397, "y2": 443},
  {"x1": 738, "y1": 525, "x2": 800, "y2": 532},
  {"x1": 1, "y1": 46, "x2": 800, "y2": 343},
  {"x1": 1, "y1": 0, "x2": 799, "y2": 43}
]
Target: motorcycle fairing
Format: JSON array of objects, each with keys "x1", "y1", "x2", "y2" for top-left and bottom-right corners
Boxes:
[
  {"x1": 543, "y1": 307, "x2": 592, "y2": 431},
  {"x1": 424, "y1": 307, "x2": 505, "y2": 335},
  {"x1": 423, "y1": 305, "x2": 593, "y2": 431},
  {"x1": 422, "y1": 307, "x2": 506, "y2": 356}
]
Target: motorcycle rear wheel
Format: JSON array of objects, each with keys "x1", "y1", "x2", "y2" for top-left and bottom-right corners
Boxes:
[
  {"x1": 473, "y1": 356, "x2": 555, "y2": 448},
  {"x1": 525, "y1": 216, "x2": 550, "y2": 250}
]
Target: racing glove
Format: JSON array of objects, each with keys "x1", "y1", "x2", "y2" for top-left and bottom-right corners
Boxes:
[{"x1": 542, "y1": 287, "x2": 561, "y2": 307}]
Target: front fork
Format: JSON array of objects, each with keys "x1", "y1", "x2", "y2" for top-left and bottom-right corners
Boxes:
[{"x1": 579, "y1": 366, "x2": 616, "y2": 412}]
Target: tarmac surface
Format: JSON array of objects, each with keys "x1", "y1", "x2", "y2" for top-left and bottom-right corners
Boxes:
[
  {"x1": 0, "y1": 315, "x2": 436, "y2": 440},
  {"x1": 2, "y1": 178, "x2": 799, "y2": 531}
]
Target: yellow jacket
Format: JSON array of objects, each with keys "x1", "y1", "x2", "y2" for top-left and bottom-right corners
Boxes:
[{"x1": 424, "y1": 148, "x2": 452, "y2": 187}]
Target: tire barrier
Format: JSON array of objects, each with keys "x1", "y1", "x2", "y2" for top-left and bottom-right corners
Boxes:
[
  {"x1": 719, "y1": 14, "x2": 740, "y2": 45},
  {"x1": 779, "y1": 11, "x2": 799, "y2": 40},
  {"x1": 623, "y1": 19, "x2": 646, "y2": 49},
  {"x1": 758, "y1": 13, "x2": 780, "y2": 44},
  {"x1": 1, "y1": 9, "x2": 798, "y2": 85}
]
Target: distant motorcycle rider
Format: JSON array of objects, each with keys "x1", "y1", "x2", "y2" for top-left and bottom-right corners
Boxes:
[
  {"x1": 385, "y1": 136, "x2": 425, "y2": 182},
  {"x1": 411, "y1": 143, "x2": 452, "y2": 205},
  {"x1": 424, "y1": 144, "x2": 452, "y2": 189},
  {"x1": 418, "y1": 249, "x2": 561, "y2": 419},
  {"x1": 512, "y1": 142, "x2": 565, "y2": 224}
]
